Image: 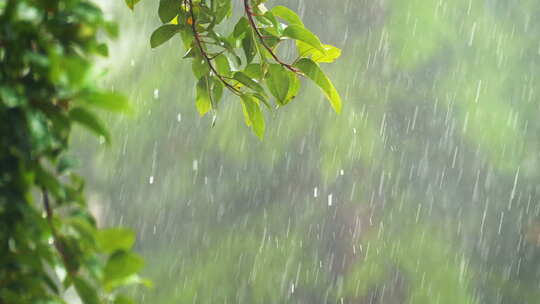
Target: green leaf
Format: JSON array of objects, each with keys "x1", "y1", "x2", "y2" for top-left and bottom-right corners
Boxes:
[
  {"x1": 96, "y1": 43, "x2": 108, "y2": 57},
  {"x1": 192, "y1": 56, "x2": 210, "y2": 79},
  {"x1": 294, "y1": 58, "x2": 342, "y2": 113},
  {"x1": 240, "y1": 94, "x2": 265, "y2": 140},
  {"x1": 234, "y1": 72, "x2": 265, "y2": 95},
  {"x1": 297, "y1": 41, "x2": 342, "y2": 63},
  {"x1": 77, "y1": 91, "x2": 131, "y2": 113},
  {"x1": 243, "y1": 64, "x2": 264, "y2": 80},
  {"x1": 241, "y1": 32, "x2": 256, "y2": 64},
  {"x1": 283, "y1": 25, "x2": 325, "y2": 53},
  {"x1": 104, "y1": 251, "x2": 145, "y2": 290},
  {"x1": 69, "y1": 107, "x2": 111, "y2": 143},
  {"x1": 42, "y1": 273, "x2": 60, "y2": 295},
  {"x1": 96, "y1": 228, "x2": 135, "y2": 254},
  {"x1": 210, "y1": 77, "x2": 224, "y2": 107},
  {"x1": 36, "y1": 166, "x2": 63, "y2": 200},
  {"x1": 0, "y1": 86, "x2": 26, "y2": 107},
  {"x1": 196, "y1": 76, "x2": 212, "y2": 116},
  {"x1": 214, "y1": 0, "x2": 232, "y2": 23},
  {"x1": 265, "y1": 64, "x2": 290, "y2": 104},
  {"x1": 271, "y1": 5, "x2": 304, "y2": 26},
  {"x1": 233, "y1": 17, "x2": 250, "y2": 39},
  {"x1": 263, "y1": 11, "x2": 280, "y2": 33},
  {"x1": 114, "y1": 295, "x2": 135, "y2": 304},
  {"x1": 125, "y1": 0, "x2": 141, "y2": 10},
  {"x1": 285, "y1": 73, "x2": 300, "y2": 104},
  {"x1": 74, "y1": 278, "x2": 99, "y2": 304},
  {"x1": 150, "y1": 24, "x2": 179, "y2": 48},
  {"x1": 215, "y1": 54, "x2": 232, "y2": 77},
  {"x1": 179, "y1": 27, "x2": 194, "y2": 50},
  {"x1": 158, "y1": 0, "x2": 178, "y2": 23}
]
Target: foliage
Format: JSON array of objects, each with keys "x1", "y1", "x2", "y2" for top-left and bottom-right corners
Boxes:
[
  {"x1": 78, "y1": 0, "x2": 540, "y2": 303},
  {"x1": 134, "y1": 0, "x2": 342, "y2": 139},
  {"x1": 0, "y1": 0, "x2": 340, "y2": 303},
  {"x1": 0, "y1": 0, "x2": 147, "y2": 303}
]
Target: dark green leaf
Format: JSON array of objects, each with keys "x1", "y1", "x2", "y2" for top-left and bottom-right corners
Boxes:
[
  {"x1": 158, "y1": 0, "x2": 178, "y2": 23},
  {"x1": 74, "y1": 278, "x2": 99, "y2": 304},
  {"x1": 234, "y1": 72, "x2": 265, "y2": 95},
  {"x1": 150, "y1": 24, "x2": 179, "y2": 48},
  {"x1": 69, "y1": 107, "x2": 111, "y2": 143},
  {"x1": 241, "y1": 32, "x2": 256, "y2": 64},
  {"x1": 96, "y1": 43, "x2": 108, "y2": 57},
  {"x1": 0, "y1": 86, "x2": 26, "y2": 108}
]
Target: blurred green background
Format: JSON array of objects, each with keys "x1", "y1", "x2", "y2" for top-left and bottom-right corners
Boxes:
[{"x1": 76, "y1": 0, "x2": 540, "y2": 303}]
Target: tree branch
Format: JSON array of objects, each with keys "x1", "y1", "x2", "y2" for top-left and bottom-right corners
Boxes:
[
  {"x1": 186, "y1": 0, "x2": 241, "y2": 95},
  {"x1": 243, "y1": 0, "x2": 300, "y2": 74},
  {"x1": 42, "y1": 188, "x2": 76, "y2": 276}
]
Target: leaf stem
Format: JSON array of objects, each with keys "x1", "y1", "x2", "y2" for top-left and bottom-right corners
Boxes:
[
  {"x1": 42, "y1": 188, "x2": 76, "y2": 276},
  {"x1": 243, "y1": 0, "x2": 300, "y2": 74},
  {"x1": 186, "y1": 0, "x2": 241, "y2": 95}
]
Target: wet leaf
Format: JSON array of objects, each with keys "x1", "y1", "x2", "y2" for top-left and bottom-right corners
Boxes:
[
  {"x1": 96, "y1": 228, "x2": 136, "y2": 254},
  {"x1": 150, "y1": 25, "x2": 179, "y2": 48},
  {"x1": 283, "y1": 25, "x2": 325, "y2": 53},
  {"x1": 294, "y1": 58, "x2": 342, "y2": 113},
  {"x1": 69, "y1": 107, "x2": 111, "y2": 143}
]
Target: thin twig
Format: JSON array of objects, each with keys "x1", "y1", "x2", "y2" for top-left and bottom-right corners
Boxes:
[
  {"x1": 42, "y1": 188, "x2": 76, "y2": 276},
  {"x1": 187, "y1": 0, "x2": 241, "y2": 95},
  {"x1": 243, "y1": 0, "x2": 301, "y2": 74}
]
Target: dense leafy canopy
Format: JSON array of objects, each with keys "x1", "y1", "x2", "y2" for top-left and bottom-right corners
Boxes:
[
  {"x1": 141, "y1": 0, "x2": 342, "y2": 139},
  {"x1": 0, "y1": 0, "x2": 152, "y2": 303}
]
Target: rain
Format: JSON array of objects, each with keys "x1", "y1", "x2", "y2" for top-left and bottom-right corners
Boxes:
[{"x1": 77, "y1": 0, "x2": 540, "y2": 303}]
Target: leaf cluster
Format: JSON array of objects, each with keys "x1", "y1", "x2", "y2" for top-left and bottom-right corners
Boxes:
[{"x1": 143, "y1": 0, "x2": 342, "y2": 139}]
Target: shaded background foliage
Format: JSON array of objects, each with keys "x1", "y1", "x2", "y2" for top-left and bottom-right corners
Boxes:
[
  {"x1": 0, "y1": 0, "x2": 148, "y2": 303},
  {"x1": 78, "y1": 0, "x2": 540, "y2": 303}
]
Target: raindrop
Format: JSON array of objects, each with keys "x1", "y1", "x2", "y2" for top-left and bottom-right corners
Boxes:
[
  {"x1": 211, "y1": 113, "x2": 217, "y2": 127},
  {"x1": 153, "y1": 89, "x2": 159, "y2": 99},
  {"x1": 314, "y1": 187, "x2": 318, "y2": 198},
  {"x1": 148, "y1": 175, "x2": 154, "y2": 184},
  {"x1": 177, "y1": 113, "x2": 182, "y2": 122},
  {"x1": 193, "y1": 160, "x2": 198, "y2": 171},
  {"x1": 328, "y1": 194, "x2": 333, "y2": 206}
]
